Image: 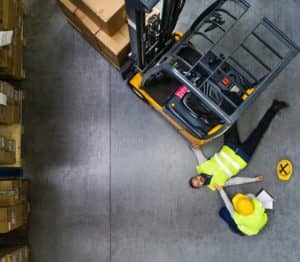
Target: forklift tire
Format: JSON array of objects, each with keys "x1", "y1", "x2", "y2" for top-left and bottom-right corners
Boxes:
[{"x1": 130, "y1": 87, "x2": 149, "y2": 104}]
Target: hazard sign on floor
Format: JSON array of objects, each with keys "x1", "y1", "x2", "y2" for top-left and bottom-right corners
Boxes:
[{"x1": 277, "y1": 159, "x2": 293, "y2": 181}]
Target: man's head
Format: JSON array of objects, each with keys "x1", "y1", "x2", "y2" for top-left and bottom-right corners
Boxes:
[{"x1": 189, "y1": 174, "x2": 206, "y2": 189}]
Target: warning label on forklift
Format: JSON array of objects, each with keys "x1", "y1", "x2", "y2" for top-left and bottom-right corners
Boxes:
[{"x1": 175, "y1": 85, "x2": 190, "y2": 99}]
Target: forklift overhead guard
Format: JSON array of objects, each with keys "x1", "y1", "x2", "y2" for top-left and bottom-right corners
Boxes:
[{"x1": 125, "y1": 0, "x2": 300, "y2": 148}]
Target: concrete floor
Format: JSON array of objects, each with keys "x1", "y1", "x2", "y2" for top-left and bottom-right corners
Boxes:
[{"x1": 22, "y1": 0, "x2": 300, "y2": 261}]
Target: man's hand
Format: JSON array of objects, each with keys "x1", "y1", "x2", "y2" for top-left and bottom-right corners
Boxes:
[
  {"x1": 214, "y1": 184, "x2": 223, "y2": 191},
  {"x1": 256, "y1": 175, "x2": 264, "y2": 182}
]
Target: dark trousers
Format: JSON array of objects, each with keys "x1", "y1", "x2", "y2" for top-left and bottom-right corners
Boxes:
[
  {"x1": 224, "y1": 105, "x2": 278, "y2": 158},
  {"x1": 219, "y1": 207, "x2": 245, "y2": 236}
]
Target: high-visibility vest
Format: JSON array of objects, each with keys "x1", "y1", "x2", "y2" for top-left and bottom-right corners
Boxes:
[
  {"x1": 232, "y1": 198, "x2": 268, "y2": 236},
  {"x1": 196, "y1": 145, "x2": 248, "y2": 191}
]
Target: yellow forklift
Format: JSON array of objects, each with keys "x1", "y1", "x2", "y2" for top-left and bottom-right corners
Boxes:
[{"x1": 122, "y1": 0, "x2": 299, "y2": 148}]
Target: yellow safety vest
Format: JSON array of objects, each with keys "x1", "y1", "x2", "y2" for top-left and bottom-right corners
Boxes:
[
  {"x1": 196, "y1": 145, "x2": 248, "y2": 191},
  {"x1": 232, "y1": 199, "x2": 268, "y2": 236}
]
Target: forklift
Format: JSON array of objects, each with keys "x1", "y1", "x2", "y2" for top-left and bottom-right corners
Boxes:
[{"x1": 123, "y1": 0, "x2": 300, "y2": 148}]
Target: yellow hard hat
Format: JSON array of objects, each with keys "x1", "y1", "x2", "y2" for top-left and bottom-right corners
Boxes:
[{"x1": 232, "y1": 193, "x2": 254, "y2": 216}]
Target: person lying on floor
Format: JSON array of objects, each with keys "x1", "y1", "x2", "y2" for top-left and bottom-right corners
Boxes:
[
  {"x1": 215, "y1": 185, "x2": 268, "y2": 236},
  {"x1": 189, "y1": 99, "x2": 288, "y2": 191}
]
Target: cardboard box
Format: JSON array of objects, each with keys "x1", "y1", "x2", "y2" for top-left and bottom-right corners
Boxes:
[
  {"x1": 12, "y1": 8, "x2": 24, "y2": 78},
  {"x1": 58, "y1": 0, "x2": 92, "y2": 44},
  {"x1": 0, "y1": 202, "x2": 28, "y2": 233},
  {"x1": 0, "y1": 135, "x2": 16, "y2": 164},
  {"x1": 0, "y1": 180, "x2": 28, "y2": 206},
  {"x1": 0, "y1": 82, "x2": 23, "y2": 104},
  {"x1": 0, "y1": 81, "x2": 16, "y2": 104},
  {"x1": 0, "y1": 103, "x2": 21, "y2": 124},
  {"x1": 0, "y1": 41, "x2": 13, "y2": 69},
  {"x1": 74, "y1": 9, "x2": 100, "y2": 49},
  {"x1": 58, "y1": 0, "x2": 78, "y2": 22},
  {"x1": 0, "y1": 104, "x2": 14, "y2": 124},
  {"x1": 0, "y1": 135, "x2": 13, "y2": 151},
  {"x1": 60, "y1": 0, "x2": 130, "y2": 69},
  {"x1": 95, "y1": 23, "x2": 130, "y2": 68},
  {"x1": 0, "y1": 1, "x2": 25, "y2": 79},
  {"x1": 0, "y1": 0, "x2": 19, "y2": 30},
  {"x1": 70, "y1": 0, "x2": 126, "y2": 36},
  {"x1": 0, "y1": 246, "x2": 29, "y2": 262},
  {"x1": 0, "y1": 150, "x2": 15, "y2": 164},
  {"x1": 0, "y1": 124, "x2": 22, "y2": 168},
  {"x1": 0, "y1": 29, "x2": 21, "y2": 78}
]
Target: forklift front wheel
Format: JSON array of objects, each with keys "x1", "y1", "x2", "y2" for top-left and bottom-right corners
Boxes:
[{"x1": 131, "y1": 87, "x2": 149, "y2": 104}]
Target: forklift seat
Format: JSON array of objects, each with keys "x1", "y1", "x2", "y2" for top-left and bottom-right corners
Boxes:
[{"x1": 182, "y1": 93, "x2": 222, "y2": 126}]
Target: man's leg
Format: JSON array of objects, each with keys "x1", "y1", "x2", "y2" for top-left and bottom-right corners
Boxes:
[
  {"x1": 219, "y1": 207, "x2": 244, "y2": 236},
  {"x1": 193, "y1": 123, "x2": 241, "y2": 164},
  {"x1": 224, "y1": 123, "x2": 241, "y2": 146},
  {"x1": 240, "y1": 100, "x2": 288, "y2": 157}
]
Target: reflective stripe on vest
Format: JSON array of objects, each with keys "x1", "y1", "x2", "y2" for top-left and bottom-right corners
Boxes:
[
  {"x1": 220, "y1": 151, "x2": 242, "y2": 172},
  {"x1": 214, "y1": 154, "x2": 233, "y2": 177}
]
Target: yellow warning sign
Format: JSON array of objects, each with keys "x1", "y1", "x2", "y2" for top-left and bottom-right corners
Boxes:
[{"x1": 277, "y1": 159, "x2": 293, "y2": 181}]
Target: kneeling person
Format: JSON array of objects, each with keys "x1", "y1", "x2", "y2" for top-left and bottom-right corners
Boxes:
[{"x1": 216, "y1": 185, "x2": 268, "y2": 236}]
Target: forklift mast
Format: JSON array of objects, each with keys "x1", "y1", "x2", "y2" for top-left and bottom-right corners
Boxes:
[{"x1": 125, "y1": 0, "x2": 185, "y2": 70}]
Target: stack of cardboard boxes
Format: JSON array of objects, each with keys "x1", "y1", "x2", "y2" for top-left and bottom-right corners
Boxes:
[
  {"x1": 0, "y1": 81, "x2": 22, "y2": 166},
  {"x1": 0, "y1": 180, "x2": 29, "y2": 234},
  {"x1": 0, "y1": 81, "x2": 22, "y2": 125},
  {"x1": 0, "y1": 246, "x2": 29, "y2": 262},
  {"x1": 0, "y1": 180, "x2": 29, "y2": 261},
  {"x1": 58, "y1": 0, "x2": 130, "y2": 70},
  {"x1": 0, "y1": 0, "x2": 26, "y2": 254},
  {"x1": 0, "y1": 0, "x2": 26, "y2": 80}
]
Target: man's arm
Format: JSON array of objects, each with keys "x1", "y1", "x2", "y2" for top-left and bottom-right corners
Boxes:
[
  {"x1": 225, "y1": 175, "x2": 264, "y2": 187},
  {"x1": 192, "y1": 148, "x2": 207, "y2": 165},
  {"x1": 215, "y1": 185, "x2": 234, "y2": 215}
]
